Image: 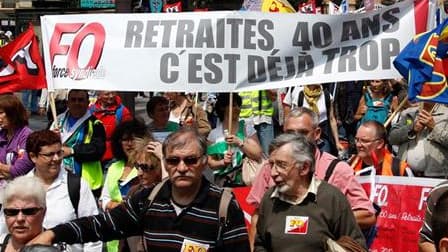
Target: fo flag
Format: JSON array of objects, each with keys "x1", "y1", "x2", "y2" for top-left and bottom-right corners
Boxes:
[
  {"x1": 0, "y1": 25, "x2": 46, "y2": 94},
  {"x1": 394, "y1": 19, "x2": 448, "y2": 103}
]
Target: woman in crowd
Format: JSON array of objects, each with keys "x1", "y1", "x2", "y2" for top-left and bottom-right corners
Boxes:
[
  {"x1": 207, "y1": 93, "x2": 262, "y2": 187},
  {"x1": 164, "y1": 92, "x2": 211, "y2": 137},
  {"x1": 0, "y1": 94, "x2": 34, "y2": 186},
  {"x1": 118, "y1": 136, "x2": 163, "y2": 252},
  {"x1": 25, "y1": 129, "x2": 102, "y2": 252},
  {"x1": 354, "y1": 79, "x2": 397, "y2": 126},
  {"x1": 0, "y1": 176, "x2": 46, "y2": 251},
  {"x1": 146, "y1": 96, "x2": 179, "y2": 142},
  {"x1": 100, "y1": 119, "x2": 163, "y2": 252}
]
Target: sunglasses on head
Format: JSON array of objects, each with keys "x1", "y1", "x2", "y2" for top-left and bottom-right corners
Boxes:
[
  {"x1": 3, "y1": 207, "x2": 43, "y2": 217},
  {"x1": 165, "y1": 156, "x2": 201, "y2": 166},
  {"x1": 134, "y1": 163, "x2": 154, "y2": 171}
]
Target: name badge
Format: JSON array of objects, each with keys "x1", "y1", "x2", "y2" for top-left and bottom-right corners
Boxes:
[
  {"x1": 285, "y1": 216, "x2": 309, "y2": 235},
  {"x1": 181, "y1": 238, "x2": 210, "y2": 252}
]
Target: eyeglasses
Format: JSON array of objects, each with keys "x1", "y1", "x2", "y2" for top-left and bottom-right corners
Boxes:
[
  {"x1": 354, "y1": 137, "x2": 381, "y2": 145},
  {"x1": 165, "y1": 156, "x2": 202, "y2": 166},
  {"x1": 39, "y1": 150, "x2": 64, "y2": 159},
  {"x1": 3, "y1": 207, "x2": 43, "y2": 217},
  {"x1": 134, "y1": 163, "x2": 154, "y2": 171},
  {"x1": 69, "y1": 97, "x2": 87, "y2": 103},
  {"x1": 269, "y1": 159, "x2": 296, "y2": 172}
]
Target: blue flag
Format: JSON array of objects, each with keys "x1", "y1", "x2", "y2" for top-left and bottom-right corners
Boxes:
[{"x1": 394, "y1": 19, "x2": 448, "y2": 104}]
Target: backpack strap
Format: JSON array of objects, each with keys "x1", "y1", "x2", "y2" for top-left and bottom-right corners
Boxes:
[
  {"x1": 0, "y1": 233, "x2": 10, "y2": 252},
  {"x1": 391, "y1": 157, "x2": 402, "y2": 176},
  {"x1": 297, "y1": 90, "x2": 304, "y2": 107},
  {"x1": 216, "y1": 187, "x2": 233, "y2": 248},
  {"x1": 115, "y1": 104, "x2": 124, "y2": 126},
  {"x1": 146, "y1": 177, "x2": 170, "y2": 209},
  {"x1": 323, "y1": 89, "x2": 331, "y2": 123},
  {"x1": 67, "y1": 172, "x2": 81, "y2": 217},
  {"x1": 324, "y1": 159, "x2": 340, "y2": 182}
]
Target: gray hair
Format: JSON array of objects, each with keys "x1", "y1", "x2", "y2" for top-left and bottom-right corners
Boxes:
[
  {"x1": 287, "y1": 107, "x2": 320, "y2": 128},
  {"x1": 163, "y1": 127, "x2": 207, "y2": 157},
  {"x1": 269, "y1": 133, "x2": 316, "y2": 174},
  {"x1": 1, "y1": 176, "x2": 46, "y2": 207}
]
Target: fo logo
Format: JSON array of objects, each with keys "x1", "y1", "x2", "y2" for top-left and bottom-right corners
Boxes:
[{"x1": 49, "y1": 23, "x2": 105, "y2": 80}]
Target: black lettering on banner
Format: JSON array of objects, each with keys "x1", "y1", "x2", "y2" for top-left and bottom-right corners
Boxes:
[
  {"x1": 204, "y1": 53, "x2": 222, "y2": 83},
  {"x1": 144, "y1": 21, "x2": 160, "y2": 47},
  {"x1": 284, "y1": 56, "x2": 296, "y2": 79},
  {"x1": 322, "y1": 48, "x2": 339, "y2": 74},
  {"x1": 341, "y1": 21, "x2": 361, "y2": 42},
  {"x1": 160, "y1": 53, "x2": 179, "y2": 83},
  {"x1": 292, "y1": 22, "x2": 312, "y2": 50},
  {"x1": 189, "y1": 53, "x2": 202, "y2": 83},
  {"x1": 224, "y1": 54, "x2": 240, "y2": 83},
  {"x1": 195, "y1": 19, "x2": 214, "y2": 48},
  {"x1": 160, "y1": 20, "x2": 176, "y2": 47},
  {"x1": 382, "y1": 7, "x2": 400, "y2": 32},
  {"x1": 244, "y1": 19, "x2": 257, "y2": 49},
  {"x1": 227, "y1": 18, "x2": 244, "y2": 48},
  {"x1": 381, "y1": 38, "x2": 400, "y2": 69},
  {"x1": 176, "y1": 20, "x2": 195, "y2": 48},
  {"x1": 339, "y1": 46, "x2": 357, "y2": 72},
  {"x1": 296, "y1": 54, "x2": 314, "y2": 77},
  {"x1": 258, "y1": 20, "x2": 274, "y2": 51},
  {"x1": 361, "y1": 14, "x2": 380, "y2": 38},
  {"x1": 248, "y1": 55, "x2": 266, "y2": 82},
  {"x1": 267, "y1": 55, "x2": 282, "y2": 81},
  {"x1": 359, "y1": 40, "x2": 378, "y2": 70},
  {"x1": 216, "y1": 19, "x2": 225, "y2": 48},
  {"x1": 124, "y1": 21, "x2": 144, "y2": 48},
  {"x1": 312, "y1": 22, "x2": 332, "y2": 48}
]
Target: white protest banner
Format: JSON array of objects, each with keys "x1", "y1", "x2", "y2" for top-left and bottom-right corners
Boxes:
[{"x1": 40, "y1": 0, "x2": 415, "y2": 92}]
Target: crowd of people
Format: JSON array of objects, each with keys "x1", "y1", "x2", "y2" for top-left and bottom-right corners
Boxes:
[{"x1": 0, "y1": 79, "x2": 446, "y2": 251}]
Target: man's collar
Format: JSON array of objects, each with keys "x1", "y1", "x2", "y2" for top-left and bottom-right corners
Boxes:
[{"x1": 271, "y1": 176, "x2": 321, "y2": 205}]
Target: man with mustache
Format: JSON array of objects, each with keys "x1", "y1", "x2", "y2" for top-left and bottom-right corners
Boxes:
[
  {"x1": 27, "y1": 128, "x2": 249, "y2": 252},
  {"x1": 254, "y1": 133, "x2": 366, "y2": 251}
]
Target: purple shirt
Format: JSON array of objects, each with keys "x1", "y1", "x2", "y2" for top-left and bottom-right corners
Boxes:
[{"x1": 0, "y1": 126, "x2": 34, "y2": 177}]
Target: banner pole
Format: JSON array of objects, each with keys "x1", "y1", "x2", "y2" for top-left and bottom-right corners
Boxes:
[
  {"x1": 384, "y1": 97, "x2": 408, "y2": 128},
  {"x1": 49, "y1": 91, "x2": 58, "y2": 129},
  {"x1": 228, "y1": 93, "x2": 233, "y2": 151}
]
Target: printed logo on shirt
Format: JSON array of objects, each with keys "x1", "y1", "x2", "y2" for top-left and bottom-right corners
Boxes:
[
  {"x1": 285, "y1": 216, "x2": 309, "y2": 234},
  {"x1": 181, "y1": 238, "x2": 210, "y2": 252}
]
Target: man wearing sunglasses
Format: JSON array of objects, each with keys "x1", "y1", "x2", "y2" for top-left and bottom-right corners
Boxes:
[
  {"x1": 28, "y1": 128, "x2": 249, "y2": 252},
  {"x1": 50, "y1": 89, "x2": 106, "y2": 197}
]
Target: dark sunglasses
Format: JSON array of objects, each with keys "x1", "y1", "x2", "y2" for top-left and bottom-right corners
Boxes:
[
  {"x1": 165, "y1": 156, "x2": 201, "y2": 166},
  {"x1": 3, "y1": 207, "x2": 43, "y2": 217},
  {"x1": 134, "y1": 163, "x2": 154, "y2": 171}
]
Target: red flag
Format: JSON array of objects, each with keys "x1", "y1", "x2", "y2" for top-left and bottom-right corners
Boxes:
[{"x1": 0, "y1": 25, "x2": 46, "y2": 94}]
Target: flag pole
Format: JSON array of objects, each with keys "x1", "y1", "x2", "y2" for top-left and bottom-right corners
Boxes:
[
  {"x1": 384, "y1": 97, "x2": 408, "y2": 128},
  {"x1": 227, "y1": 93, "x2": 233, "y2": 151},
  {"x1": 49, "y1": 91, "x2": 58, "y2": 129}
]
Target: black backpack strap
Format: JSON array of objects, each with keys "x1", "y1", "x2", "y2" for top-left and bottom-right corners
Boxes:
[
  {"x1": 323, "y1": 89, "x2": 331, "y2": 123},
  {"x1": 147, "y1": 177, "x2": 170, "y2": 210},
  {"x1": 67, "y1": 172, "x2": 81, "y2": 217},
  {"x1": 298, "y1": 90, "x2": 304, "y2": 107},
  {"x1": 0, "y1": 234, "x2": 10, "y2": 252},
  {"x1": 392, "y1": 157, "x2": 402, "y2": 176},
  {"x1": 325, "y1": 159, "x2": 340, "y2": 181},
  {"x1": 216, "y1": 187, "x2": 233, "y2": 248}
]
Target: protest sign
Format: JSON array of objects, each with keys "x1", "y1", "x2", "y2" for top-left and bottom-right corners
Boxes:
[
  {"x1": 357, "y1": 176, "x2": 444, "y2": 252},
  {"x1": 41, "y1": 0, "x2": 415, "y2": 92}
]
